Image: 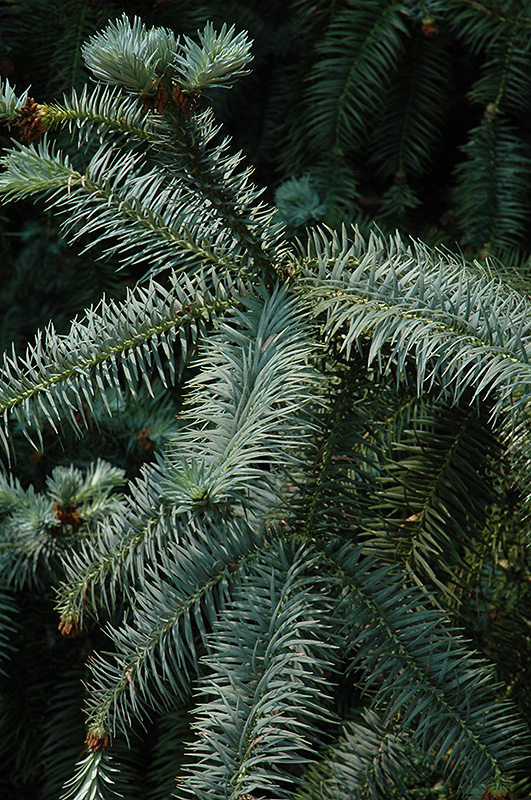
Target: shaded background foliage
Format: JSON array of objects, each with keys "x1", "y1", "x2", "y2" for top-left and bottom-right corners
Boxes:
[{"x1": 1, "y1": 1, "x2": 531, "y2": 798}]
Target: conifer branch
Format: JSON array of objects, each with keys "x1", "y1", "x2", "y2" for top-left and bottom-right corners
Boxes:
[
  {"x1": 181, "y1": 542, "x2": 336, "y2": 800},
  {"x1": 332, "y1": 547, "x2": 528, "y2": 795},
  {"x1": 0, "y1": 275, "x2": 232, "y2": 450},
  {"x1": 300, "y1": 231, "x2": 531, "y2": 421}
]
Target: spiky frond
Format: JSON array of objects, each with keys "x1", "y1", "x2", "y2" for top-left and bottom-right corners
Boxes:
[
  {"x1": 61, "y1": 288, "x2": 320, "y2": 740},
  {"x1": 467, "y1": 24, "x2": 531, "y2": 115},
  {"x1": 173, "y1": 22, "x2": 254, "y2": 92},
  {"x1": 82, "y1": 14, "x2": 179, "y2": 95},
  {"x1": 56, "y1": 285, "x2": 319, "y2": 622},
  {"x1": 280, "y1": 2, "x2": 407, "y2": 171},
  {"x1": 40, "y1": 84, "x2": 160, "y2": 142},
  {"x1": 453, "y1": 118, "x2": 531, "y2": 254},
  {"x1": 0, "y1": 460, "x2": 126, "y2": 591},
  {"x1": 60, "y1": 750, "x2": 123, "y2": 800},
  {"x1": 1, "y1": 19, "x2": 283, "y2": 284},
  {"x1": 163, "y1": 285, "x2": 319, "y2": 513},
  {"x1": 0, "y1": 272, "x2": 227, "y2": 451},
  {"x1": 369, "y1": 31, "x2": 451, "y2": 184},
  {"x1": 0, "y1": 78, "x2": 29, "y2": 122},
  {"x1": 334, "y1": 546, "x2": 527, "y2": 795},
  {"x1": 0, "y1": 140, "x2": 258, "y2": 279},
  {"x1": 448, "y1": 0, "x2": 531, "y2": 56},
  {"x1": 301, "y1": 229, "x2": 531, "y2": 421},
  {"x1": 365, "y1": 398, "x2": 503, "y2": 597},
  {"x1": 181, "y1": 542, "x2": 336, "y2": 800},
  {"x1": 296, "y1": 711, "x2": 415, "y2": 800},
  {"x1": 84, "y1": 512, "x2": 267, "y2": 736},
  {"x1": 55, "y1": 460, "x2": 168, "y2": 628}
]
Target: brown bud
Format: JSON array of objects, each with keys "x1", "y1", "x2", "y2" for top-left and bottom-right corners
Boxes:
[
  {"x1": 85, "y1": 731, "x2": 110, "y2": 753},
  {"x1": 58, "y1": 616, "x2": 83, "y2": 638},
  {"x1": 140, "y1": 83, "x2": 168, "y2": 114},
  {"x1": 16, "y1": 97, "x2": 47, "y2": 144},
  {"x1": 53, "y1": 501, "x2": 82, "y2": 535},
  {"x1": 173, "y1": 84, "x2": 200, "y2": 118},
  {"x1": 137, "y1": 428, "x2": 155, "y2": 451},
  {"x1": 421, "y1": 17, "x2": 439, "y2": 37}
]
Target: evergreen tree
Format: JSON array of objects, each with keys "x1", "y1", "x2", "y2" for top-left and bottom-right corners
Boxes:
[{"x1": 0, "y1": 10, "x2": 530, "y2": 800}]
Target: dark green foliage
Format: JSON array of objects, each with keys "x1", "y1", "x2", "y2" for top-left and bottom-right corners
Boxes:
[{"x1": 274, "y1": 0, "x2": 531, "y2": 261}]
